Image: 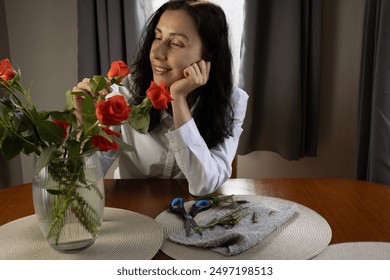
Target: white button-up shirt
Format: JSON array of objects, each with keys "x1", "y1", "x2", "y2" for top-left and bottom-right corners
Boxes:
[{"x1": 99, "y1": 77, "x2": 248, "y2": 195}]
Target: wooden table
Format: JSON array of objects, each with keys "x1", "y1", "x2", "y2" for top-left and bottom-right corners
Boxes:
[{"x1": 1, "y1": 178, "x2": 389, "y2": 259}]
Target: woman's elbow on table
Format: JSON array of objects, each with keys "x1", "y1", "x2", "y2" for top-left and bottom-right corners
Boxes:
[{"x1": 187, "y1": 168, "x2": 231, "y2": 196}]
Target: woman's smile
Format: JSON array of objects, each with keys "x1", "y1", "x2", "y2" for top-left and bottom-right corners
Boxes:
[{"x1": 153, "y1": 65, "x2": 171, "y2": 75}]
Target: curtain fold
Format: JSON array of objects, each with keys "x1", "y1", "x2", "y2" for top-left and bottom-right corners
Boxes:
[
  {"x1": 77, "y1": 0, "x2": 149, "y2": 79},
  {"x1": 0, "y1": 0, "x2": 23, "y2": 188},
  {"x1": 357, "y1": 0, "x2": 390, "y2": 185},
  {"x1": 237, "y1": 0, "x2": 322, "y2": 160}
]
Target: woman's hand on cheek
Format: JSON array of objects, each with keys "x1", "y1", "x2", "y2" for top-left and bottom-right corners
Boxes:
[{"x1": 170, "y1": 60, "x2": 211, "y2": 99}]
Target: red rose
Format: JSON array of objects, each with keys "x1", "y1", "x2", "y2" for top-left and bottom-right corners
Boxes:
[
  {"x1": 95, "y1": 95, "x2": 131, "y2": 126},
  {"x1": 0, "y1": 58, "x2": 16, "y2": 82},
  {"x1": 52, "y1": 119, "x2": 70, "y2": 140},
  {"x1": 102, "y1": 127, "x2": 120, "y2": 138},
  {"x1": 91, "y1": 127, "x2": 120, "y2": 152},
  {"x1": 146, "y1": 81, "x2": 174, "y2": 110},
  {"x1": 107, "y1": 60, "x2": 130, "y2": 83},
  {"x1": 91, "y1": 136, "x2": 119, "y2": 151}
]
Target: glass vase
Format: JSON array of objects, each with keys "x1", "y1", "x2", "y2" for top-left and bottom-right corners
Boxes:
[{"x1": 32, "y1": 152, "x2": 105, "y2": 252}]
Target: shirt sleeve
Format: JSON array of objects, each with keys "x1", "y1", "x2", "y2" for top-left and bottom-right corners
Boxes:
[{"x1": 165, "y1": 87, "x2": 249, "y2": 196}]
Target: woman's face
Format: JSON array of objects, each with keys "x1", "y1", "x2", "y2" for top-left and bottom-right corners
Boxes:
[{"x1": 150, "y1": 9, "x2": 203, "y2": 86}]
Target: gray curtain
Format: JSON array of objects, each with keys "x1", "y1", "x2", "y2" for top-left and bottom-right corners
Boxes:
[
  {"x1": 77, "y1": 0, "x2": 149, "y2": 79},
  {"x1": 238, "y1": 0, "x2": 322, "y2": 160},
  {"x1": 0, "y1": 0, "x2": 23, "y2": 188},
  {"x1": 357, "y1": 0, "x2": 390, "y2": 185}
]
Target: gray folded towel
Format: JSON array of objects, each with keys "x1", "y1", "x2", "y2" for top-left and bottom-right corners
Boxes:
[{"x1": 169, "y1": 199, "x2": 298, "y2": 256}]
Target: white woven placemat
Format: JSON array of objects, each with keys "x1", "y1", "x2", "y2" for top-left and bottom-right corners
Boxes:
[
  {"x1": 0, "y1": 207, "x2": 163, "y2": 260},
  {"x1": 155, "y1": 195, "x2": 332, "y2": 260},
  {"x1": 312, "y1": 242, "x2": 390, "y2": 260}
]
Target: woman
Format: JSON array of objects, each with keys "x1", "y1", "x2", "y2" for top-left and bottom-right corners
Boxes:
[{"x1": 74, "y1": 0, "x2": 248, "y2": 196}]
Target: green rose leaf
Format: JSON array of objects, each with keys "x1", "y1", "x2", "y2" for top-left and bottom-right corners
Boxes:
[
  {"x1": 128, "y1": 112, "x2": 150, "y2": 134},
  {"x1": 22, "y1": 138, "x2": 39, "y2": 155},
  {"x1": 128, "y1": 100, "x2": 152, "y2": 134},
  {"x1": 0, "y1": 101, "x2": 12, "y2": 125},
  {"x1": 72, "y1": 92, "x2": 96, "y2": 124},
  {"x1": 112, "y1": 136, "x2": 135, "y2": 152},
  {"x1": 1, "y1": 133, "x2": 23, "y2": 160},
  {"x1": 90, "y1": 75, "x2": 107, "y2": 93},
  {"x1": 12, "y1": 111, "x2": 31, "y2": 133},
  {"x1": 64, "y1": 139, "x2": 82, "y2": 158},
  {"x1": 0, "y1": 127, "x2": 5, "y2": 147},
  {"x1": 50, "y1": 110, "x2": 73, "y2": 123},
  {"x1": 65, "y1": 90, "x2": 74, "y2": 110},
  {"x1": 46, "y1": 189, "x2": 64, "y2": 195},
  {"x1": 36, "y1": 120, "x2": 64, "y2": 144},
  {"x1": 34, "y1": 145, "x2": 58, "y2": 175}
]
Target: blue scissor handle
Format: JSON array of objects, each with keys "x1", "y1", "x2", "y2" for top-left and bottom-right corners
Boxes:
[
  {"x1": 170, "y1": 197, "x2": 187, "y2": 217},
  {"x1": 189, "y1": 199, "x2": 211, "y2": 217}
]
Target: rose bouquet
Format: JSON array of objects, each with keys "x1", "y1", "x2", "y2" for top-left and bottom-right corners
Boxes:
[{"x1": 0, "y1": 58, "x2": 173, "y2": 248}]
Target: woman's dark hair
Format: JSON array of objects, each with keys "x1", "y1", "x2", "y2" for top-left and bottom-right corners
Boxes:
[{"x1": 131, "y1": 0, "x2": 234, "y2": 148}]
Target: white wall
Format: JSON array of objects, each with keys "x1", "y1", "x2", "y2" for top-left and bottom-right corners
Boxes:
[
  {"x1": 237, "y1": 0, "x2": 365, "y2": 179},
  {"x1": 4, "y1": 0, "x2": 78, "y2": 183},
  {"x1": 4, "y1": 0, "x2": 364, "y2": 182}
]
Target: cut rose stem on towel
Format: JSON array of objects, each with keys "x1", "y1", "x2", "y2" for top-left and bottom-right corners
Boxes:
[{"x1": 195, "y1": 206, "x2": 250, "y2": 230}]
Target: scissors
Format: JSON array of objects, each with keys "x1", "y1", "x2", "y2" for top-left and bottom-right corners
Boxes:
[{"x1": 170, "y1": 198, "x2": 212, "y2": 237}]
